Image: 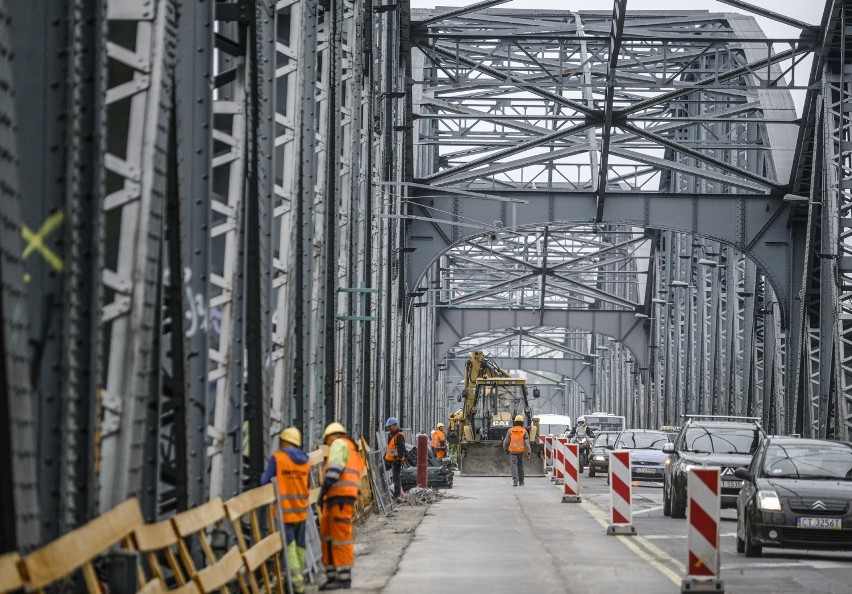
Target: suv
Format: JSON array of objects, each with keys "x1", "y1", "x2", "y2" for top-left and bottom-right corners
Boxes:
[{"x1": 663, "y1": 416, "x2": 765, "y2": 518}]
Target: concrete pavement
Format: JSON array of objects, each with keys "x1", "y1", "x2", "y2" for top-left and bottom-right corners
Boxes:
[{"x1": 384, "y1": 474, "x2": 674, "y2": 593}]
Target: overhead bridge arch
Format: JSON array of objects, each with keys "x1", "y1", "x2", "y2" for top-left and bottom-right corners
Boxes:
[
  {"x1": 435, "y1": 308, "x2": 649, "y2": 368},
  {"x1": 409, "y1": 192, "x2": 792, "y2": 322}
]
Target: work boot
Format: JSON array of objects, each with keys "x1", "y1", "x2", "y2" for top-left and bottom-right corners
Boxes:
[
  {"x1": 519, "y1": 482, "x2": 525, "y2": 486},
  {"x1": 320, "y1": 579, "x2": 351, "y2": 590},
  {"x1": 512, "y1": 481, "x2": 518, "y2": 486}
]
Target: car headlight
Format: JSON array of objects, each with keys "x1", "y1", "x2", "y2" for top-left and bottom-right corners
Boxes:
[
  {"x1": 756, "y1": 490, "x2": 782, "y2": 512},
  {"x1": 677, "y1": 461, "x2": 695, "y2": 473},
  {"x1": 593, "y1": 455, "x2": 605, "y2": 461}
]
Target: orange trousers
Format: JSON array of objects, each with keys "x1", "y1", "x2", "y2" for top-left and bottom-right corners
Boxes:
[{"x1": 320, "y1": 500, "x2": 355, "y2": 578}]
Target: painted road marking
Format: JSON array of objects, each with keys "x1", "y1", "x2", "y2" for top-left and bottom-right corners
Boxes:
[
  {"x1": 579, "y1": 499, "x2": 681, "y2": 585},
  {"x1": 722, "y1": 561, "x2": 847, "y2": 570}
]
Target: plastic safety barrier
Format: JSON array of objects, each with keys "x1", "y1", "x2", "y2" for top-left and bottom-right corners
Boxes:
[
  {"x1": 607, "y1": 450, "x2": 636, "y2": 535},
  {"x1": 561, "y1": 442, "x2": 581, "y2": 503},
  {"x1": 682, "y1": 467, "x2": 723, "y2": 593}
]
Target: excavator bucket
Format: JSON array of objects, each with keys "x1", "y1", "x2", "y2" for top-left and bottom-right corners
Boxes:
[{"x1": 459, "y1": 441, "x2": 545, "y2": 476}]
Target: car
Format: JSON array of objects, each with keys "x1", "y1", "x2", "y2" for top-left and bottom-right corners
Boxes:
[
  {"x1": 588, "y1": 431, "x2": 620, "y2": 478},
  {"x1": 663, "y1": 416, "x2": 765, "y2": 519},
  {"x1": 735, "y1": 437, "x2": 852, "y2": 557},
  {"x1": 611, "y1": 429, "x2": 670, "y2": 483}
]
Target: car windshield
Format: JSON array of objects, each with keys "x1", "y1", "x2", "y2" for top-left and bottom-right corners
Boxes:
[
  {"x1": 761, "y1": 443, "x2": 852, "y2": 480},
  {"x1": 681, "y1": 426, "x2": 760, "y2": 454},
  {"x1": 616, "y1": 432, "x2": 668, "y2": 450},
  {"x1": 593, "y1": 433, "x2": 618, "y2": 448}
]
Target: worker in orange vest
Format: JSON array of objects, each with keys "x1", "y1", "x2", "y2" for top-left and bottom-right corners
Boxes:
[
  {"x1": 503, "y1": 415, "x2": 531, "y2": 487},
  {"x1": 383, "y1": 416, "x2": 406, "y2": 500},
  {"x1": 260, "y1": 427, "x2": 310, "y2": 594},
  {"x1": 431, "y1": 422, "x2": 448, "y2": 459},
  {"x1": 318, "y1": 422, "x2": 365, "y2": 591}
]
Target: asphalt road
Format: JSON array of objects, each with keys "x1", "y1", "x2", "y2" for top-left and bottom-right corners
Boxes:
[{"x1": 384, "y1": 470, "x2": 852, "y2": 593}]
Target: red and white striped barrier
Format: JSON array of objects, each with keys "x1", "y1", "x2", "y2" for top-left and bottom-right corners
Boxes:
[
  {"x1": 562, "y1": 442, "x2": 581, "y2": 503},
  {"x1": 544, "y1": 436, "x2": 554, "y2": 474},
  {"x1": 682, "y1": 467, "x2": 724, "y2": 593},
  {"x1": 607, "y1": 450, "x2": 636, "y2": 535},
  {"x1": 554, "y1": 437, "x2": 567, "y2": 484}
]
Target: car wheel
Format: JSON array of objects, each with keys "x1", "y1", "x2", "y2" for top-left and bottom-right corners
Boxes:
[
  {"x1": 663, "y1": 479, "x2": 671, "y2": 517},
  {"x1": 744, "y1": 517, "x2": 762, "y2": 557},
  {"x1": 736, "y1": 534, "x2": 745, "y2": 553},
  {"x1": 670, "y1": 483, "x2": 686, "y2": 519},
  {"x1": 588, "y1": 465, "x2": 596, "y2": 478}
]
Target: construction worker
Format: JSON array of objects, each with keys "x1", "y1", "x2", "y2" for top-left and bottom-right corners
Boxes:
[
  {"x1": 318, "y1": 421, "x2": 364, "y2": 591},
  {"x1": 431, "y1": 422, "x2": 448, "y2": 459},
  {"x1": 503, "y1": 414, "x2": 531, "y2": 486},
  {"x1": 383, "y1": 417, "x2": 406, "y2": 500},
  {"x1": 260, "y1": 427, "x2": 310, "y2": 594}
]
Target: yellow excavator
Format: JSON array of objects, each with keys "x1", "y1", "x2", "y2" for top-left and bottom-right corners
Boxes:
[{"x1": 448, "y1": 351, "x2": 545, "y2": 476}]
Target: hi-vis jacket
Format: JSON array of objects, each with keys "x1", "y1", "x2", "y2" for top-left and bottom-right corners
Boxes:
[
  {"x1": 503, "y1": 425, "x2": 530, "y2": 454},
  {"x1": 323, "y1": 437, "x2": 365, "y2": 500},
  {"x1": 272, "y1": 450, "x2": 310, "y2": 523}
]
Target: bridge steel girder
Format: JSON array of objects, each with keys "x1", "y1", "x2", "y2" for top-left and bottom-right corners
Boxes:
[
  {"x1": 409, "y1": 192, "x2": 792, "y2": 325},
  {"x1": 435, "y1": 308, "x2": 648, "y2": 368}
]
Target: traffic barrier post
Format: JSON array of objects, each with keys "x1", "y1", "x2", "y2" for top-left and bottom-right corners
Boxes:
[
  {"x1": 545, "y1": 436, "x2": 554, "y2": 479},
  {"x1": 607, "y1": 450, "x2": 636, "y2": 535},
  {"x1": 681, "y1": 467, "x2": 723, "y2": 593},
  {"x1": 554, "y1": 437, "x2": 567, "y2": 484},
  {"x1": 562, "y1": 443, "x2": 581, "y2": 503}
]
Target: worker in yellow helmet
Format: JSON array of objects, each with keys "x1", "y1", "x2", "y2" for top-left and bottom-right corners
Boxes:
[
  {"x1": 318, "y1": 422, "x2": 365, "y2": 591},
  {"x1": 503, "y1": 415, "x2": 531, "y2": 487},
  {"x1": 431, "y1": 422, "x2": 448, "y2": 459},
  {"x1": 260, "y1": 427, "x2": 310, "y2": 593}
]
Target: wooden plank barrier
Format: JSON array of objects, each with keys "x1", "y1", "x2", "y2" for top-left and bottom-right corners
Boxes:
[
  {"x1": 224, "y1": 484, "x2": 285, "y2": 594},
  {"x1": 19, "y1": 498, "x2": 143, "y2": 593}
]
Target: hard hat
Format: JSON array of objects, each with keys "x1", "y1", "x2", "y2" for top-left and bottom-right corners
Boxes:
[
  {"x1": 279, "y1": 427, "x2": 302, "y2": 447},
  {"x1": 514, "y1": 415, "x2": 524, "y2": 422},
  {"x1": 577, "y1": 416, "x2": 586, "y2": 424},
  {"x1": 385, "y1": 416, "x2": 399, "y2": 428},
  {"x1": 322, "y1": 422, "x2": 347, "y2": 441},
  {"x1": 436, "y1": 422, "x2": 445, "y2": 428}
]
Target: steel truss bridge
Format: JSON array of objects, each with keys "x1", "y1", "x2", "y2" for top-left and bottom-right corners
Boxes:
[{"x1": 1, "y1": 0, "x2": 850, "y2": 553}]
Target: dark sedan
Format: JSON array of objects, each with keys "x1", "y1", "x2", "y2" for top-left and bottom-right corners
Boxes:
[
  {"x1": 736, "y1": 437, "x2": 852, "y2": 556},
  {"x1": 588, "y1": 431, "x2": 619, "y2": 478}
]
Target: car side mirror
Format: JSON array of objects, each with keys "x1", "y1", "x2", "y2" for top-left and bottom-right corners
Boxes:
[
  {"x1": 604, "y1": 444, "x2": 614, "y2": 450},
  {"x1": 662, "y1": 443, "x2": 674, "y2": 453},
  {"x1": 734, "y1": 467, "x2": 751, "y2": 481},
  {"x1": 532, "y1": 387, "x2": 540, "y2": 399}
]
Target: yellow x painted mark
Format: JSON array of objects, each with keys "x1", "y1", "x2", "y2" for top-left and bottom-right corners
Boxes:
[{"x1": 21, "y1": 210, "x2": 65, "y2": 274}]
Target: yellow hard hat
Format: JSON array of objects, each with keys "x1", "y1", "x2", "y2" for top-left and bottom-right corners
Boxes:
[
  {"x1": 514, "y1": 415, "x2": 524, "y2": 422},
  {"x1": 322, "y1": 421, "x2": 347, "y2": 442},
  {"x1": 279, "y1": 427, "x2": 301, "y2": 447},
  {"x1": 436, "y1": 422, "x2": 445, "y2": 428}
]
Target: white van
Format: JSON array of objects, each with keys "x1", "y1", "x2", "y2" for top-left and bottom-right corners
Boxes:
[{"x1": 535, "y1": 413, "x2": 572, "y2": 437}]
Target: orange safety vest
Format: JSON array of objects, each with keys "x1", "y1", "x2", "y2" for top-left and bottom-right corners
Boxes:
[
  {"x1": 324, "y1": 438, "x2": 365, "y2": 499},
  {"x1": 384, "y1": 431, "x2": 404, "y2": 462},
  {"x1": 273, "y1": 450, "x2": 311, "y2": 523},
  {"x1": 507, "y1": 426, "x2": 527, "y2": 454},
  {"x1": 431, "y1": 429, "x2": 447, "y2": 458}
]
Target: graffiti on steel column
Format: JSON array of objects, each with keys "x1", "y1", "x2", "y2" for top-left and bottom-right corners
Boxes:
[
  {"x1": 163, "y1": 266, "x2": 209, "y2": 338},
  {"x1": 20, "y1": 210, "x2": 64, "y2": 282}
]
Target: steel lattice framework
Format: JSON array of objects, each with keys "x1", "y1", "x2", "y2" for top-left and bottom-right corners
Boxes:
[{"x1": 3, "y1": 0, "x2": 852, "y2": 555}]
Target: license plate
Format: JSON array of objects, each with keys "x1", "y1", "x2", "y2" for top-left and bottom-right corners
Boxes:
[
  {"x1": 722, "y1": 480, "x2": 742, "y2": 489},
  {"x1": 634, "y1": 467, "x2": 657, "y2": 474},
  {"x1": 797, "y1": 517, "x2": 842, "y2": 530}
]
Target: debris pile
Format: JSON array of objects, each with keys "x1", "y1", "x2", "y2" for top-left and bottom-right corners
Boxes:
[{"x1": 397, "y1": 487, "x2": 459, "y2": 506}]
